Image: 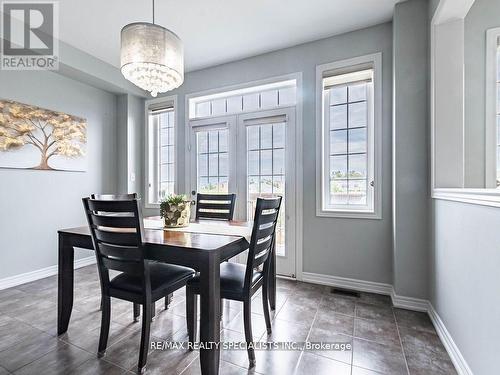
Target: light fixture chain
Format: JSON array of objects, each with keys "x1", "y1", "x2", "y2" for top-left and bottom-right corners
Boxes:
[{"x1": 152, "y1": 0, "x2": 155, "y2": 24}]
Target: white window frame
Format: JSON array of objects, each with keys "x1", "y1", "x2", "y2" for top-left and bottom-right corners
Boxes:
[
  {"x1": 315, "y1": 53, "x2": 382, "y2": 219},
  {"x1": 188, "y1": 116, "x2": 237, "y2": 199},
  {"x1": 187, "y1": 80, "x2": 297, "y2": 120},
  {"x1": 485, "y1": 27, "x2": 500, "y2": 188},
  {"x1": 144, "y1": 95, "x2": 178, "y2": 208}
]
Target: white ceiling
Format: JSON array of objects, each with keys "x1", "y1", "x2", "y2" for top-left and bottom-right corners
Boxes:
[{"x1": 58, "y1": 0, "x2": 398, "y2": 72}]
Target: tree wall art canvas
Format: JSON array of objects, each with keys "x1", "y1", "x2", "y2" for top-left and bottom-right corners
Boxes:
[{"x1": 0, "y1": 100, "x2": 87, "y2": 171}]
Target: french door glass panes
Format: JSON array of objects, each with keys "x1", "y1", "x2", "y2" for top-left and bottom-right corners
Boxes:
[
  {"x1": 329, "y1": 82, "x2": 368, "y2": 206},
  {"x1": 246, "y1": 122, "x2": 286, "y2": 256},
  {"x1": 159, "y1": 110, "x2": 175, "y2": 198},
  {"x1": 196, "y1": 129, "x2": 229, "y2": 193},
  {"x1": 189, "y1": 107, "x2": 296, "y2": 277}
]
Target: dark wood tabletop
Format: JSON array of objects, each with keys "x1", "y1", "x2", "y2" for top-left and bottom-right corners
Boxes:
[{"x1": 59, "y1": 218, "x2": 253, "y2": 251}]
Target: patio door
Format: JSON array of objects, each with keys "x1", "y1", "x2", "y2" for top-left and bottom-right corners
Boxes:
[{"x1": 188, "y1": 108, "x2": 296, "y2": 277}]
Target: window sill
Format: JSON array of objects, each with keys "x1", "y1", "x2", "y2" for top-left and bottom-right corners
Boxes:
[
  {"x1": 432, "y1": 188, "x2": 500, "y2": 208},
  {"x1": 316, "y1": 208, "x2": 381, "y2": 220}
]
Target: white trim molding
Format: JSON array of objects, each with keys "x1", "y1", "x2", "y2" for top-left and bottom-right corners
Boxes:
[
  {"x1": 433, "y1": 188, "x2": 500, "y2": 208},
  {"x1": 144, "y1": 94, "x2": 178, "y2": 209},
  {"x1": 391, "y1": 290, "x2": 429, "y2": 312},
  {"x1": 428, "y1": 304, "x2": 474, "y2": 375},
  {"x1": 184, "y1": 72, "x2": 304, "y2": 280},
  {"x1": 0, "y1": 256, "x2": 96, "y2": 291},
  {"x1": 315, "y1": 53, "x2": 383, "y2": 219},
  {"x1": 302, "y1": 272, "x2": 393, "y2": 295}
]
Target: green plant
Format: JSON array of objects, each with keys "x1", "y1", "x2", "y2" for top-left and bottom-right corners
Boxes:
[{"x1": 160, "y1": 194, "x2": 188, "y2": 218}]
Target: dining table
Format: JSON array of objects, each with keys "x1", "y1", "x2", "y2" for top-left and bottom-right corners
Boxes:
[{"x1": 57, "y1": 216, "x2": 277, "y2": 375}]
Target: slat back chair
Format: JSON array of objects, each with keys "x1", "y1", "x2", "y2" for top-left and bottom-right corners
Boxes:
[
  {"x1": 195, "y1": 193, "x2": 236, "y2": 220},
  {"x1": 91, "y1": 193, "x2": 137, "y2": 200},
  {"x1": 186, "y1": 196, "x2": 282, "y2": 368},
  {"x1": 90, "y1": 194, "x2": 160, "y2": 319},
  {"x1": 84, "y1": 197, "x2": 145, "y2": 286},
  {"x1": 83, "y1": 197, "x2": 194, "y2": 372},
  {"x1": 244, "y1": 196, "x2": 282, "y2": 294}
]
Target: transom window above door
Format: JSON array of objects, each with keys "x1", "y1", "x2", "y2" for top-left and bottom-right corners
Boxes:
[{"x1": 188, "y1": 80, "x2": 296, "y2": 120}]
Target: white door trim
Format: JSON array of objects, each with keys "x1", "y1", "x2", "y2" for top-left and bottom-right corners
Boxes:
[
  {"x1": 186, "y1": 116, "x2": 237, "y2": 202},
  {"x1": 183, "y1": 72, "x2": 303, "y2": 280},
  {"x1": 237, "y1": 107, "x2": 297, "y2": 277}
]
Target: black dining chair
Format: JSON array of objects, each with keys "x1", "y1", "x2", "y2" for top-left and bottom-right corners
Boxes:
[
  {"x1": 92, "y1": 194, "x2": 136, "y2": 316},
  {"x1": 195, "y1": 193, "x2": 236, "y2": 221},
  {"x1": 195, "y1": 193, "x2": 237, "y2": 318},
  {"x1": 91, "y1": 193, "x2": 172, "y2": 319},
  {"x1": 83, "y1": 196, "x2": 195, "y2": 373},
  {"x1": 186, "y1": 196, "x2": 282, "y2": 367}
]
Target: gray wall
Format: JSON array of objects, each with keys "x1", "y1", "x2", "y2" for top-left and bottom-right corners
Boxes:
[
  {"x1": 430, "y1": 199, "x2": 500, "y2": 375},
  {"x1": 150, "y1": 23, "x2": 394, "y2": 284},
  {"x1": 0, "y1": 70, "x2": 118, "y2": 279},
  {"x1": 428, "y1": 0, "x2": 500, "y2": 373},
  {"x1": 392, "y1": 0, "x2": 430, "y2": 299},
  {"x1": 116, "y1": 94, "x2": 145, "y2": 195},
  {"x1": 464, "y1": 0, "x2": 500, "y2": 187}
]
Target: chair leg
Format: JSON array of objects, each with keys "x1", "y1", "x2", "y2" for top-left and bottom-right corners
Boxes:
[
  {"x1": 151, "y1": 302, "x2": 156, "y2": 321},
  {"x1": 243, "y1": 299, "x2": 256, "y2": 367},
  {"x1": 133, "y1": 303, "x2": 140, "y2": 322},
  {"x1": 138, "y1": 303, "x2": 152, "y2": 373},
  {"x1": 165, "y1": 293, "x2": 173, "y2": 310},
  {"x1": 261, "y1": 282, "x2": 272, "y2": 334},
  {"x1": 186, "y1": 286, "x2": 197, "y2": 348},
  {"x1": 97, "y1": 295, "x2": 111, "y2": 357}
]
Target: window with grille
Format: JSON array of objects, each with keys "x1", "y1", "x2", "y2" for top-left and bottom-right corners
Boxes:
[
  {"x1": 188, "y1": 81, "x2": 296, "y2": 119},
  {"x1": 196, "y1": 128, "x2": 229, "y2": 193},
  {"x1": 317, "y1": 54, "x2": 381, "y2": 218},
  {"x1": 146, "y1": 97, "x2": 176, "y2": 205}
]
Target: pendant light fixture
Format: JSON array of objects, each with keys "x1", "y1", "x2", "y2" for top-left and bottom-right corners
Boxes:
[{"x1": 120, "y1": 0, "x2": 184, "y2": 97}]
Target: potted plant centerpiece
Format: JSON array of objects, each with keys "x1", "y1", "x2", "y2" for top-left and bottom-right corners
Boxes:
[{"x1": 159, "y1": 194, "x2": 191, "y2": 228}]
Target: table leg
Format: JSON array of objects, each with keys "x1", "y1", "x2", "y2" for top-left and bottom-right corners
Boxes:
[
  {"x1": 199, "y1": 253, "x2": 220, "y2": 375},
  {"x1": 57, "y1": 233, "x2": 74, "y2": 335},
  {"x1": 268, "y1": 239, "x2": 277, "y2": 310},
  {"x1": 165, "y1": 293, "x2": 173, "y2": 310}
]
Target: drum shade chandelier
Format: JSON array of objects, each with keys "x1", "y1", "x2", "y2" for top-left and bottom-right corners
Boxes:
[{"x1": 120, "y1": 0, "x2": 184, "y2": 97}]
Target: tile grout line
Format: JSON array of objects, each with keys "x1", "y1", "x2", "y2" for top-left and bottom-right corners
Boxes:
[
  {"x1": 392, "y1": 307, "x2": 411, "y2": 375},
  {"x1": 177, "y1": 353, "x2": 200, "y2": 375},
  {"x1": 300, "y1": 292, "x2": 330, "y2": 367}
]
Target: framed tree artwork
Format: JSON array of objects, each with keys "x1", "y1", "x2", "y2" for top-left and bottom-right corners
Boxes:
[{"x1": 0, "y1": 100, "x2": 87, "y2": 171}]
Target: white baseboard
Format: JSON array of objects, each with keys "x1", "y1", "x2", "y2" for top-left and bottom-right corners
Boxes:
[
  {"x1": 391, "y1": 290, "x2": 429, "y2": 312},
  {"x1": 301, "y1": 271, "x2": 393, "y2": 295},
  {"x1": 301, "y1": 271, "x2": 473, "y2": 375},
  {"x1": 0, "y1": 256, "x2": 96, "y2": 290},
  {"x1": 428, "y1": 304, "x2": 474, "y2": 375}
]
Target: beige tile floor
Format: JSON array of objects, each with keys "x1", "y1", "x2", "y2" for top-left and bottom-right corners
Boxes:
[{"x1": 0, "y1": 265, "x2": 457, "y2": 374}]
